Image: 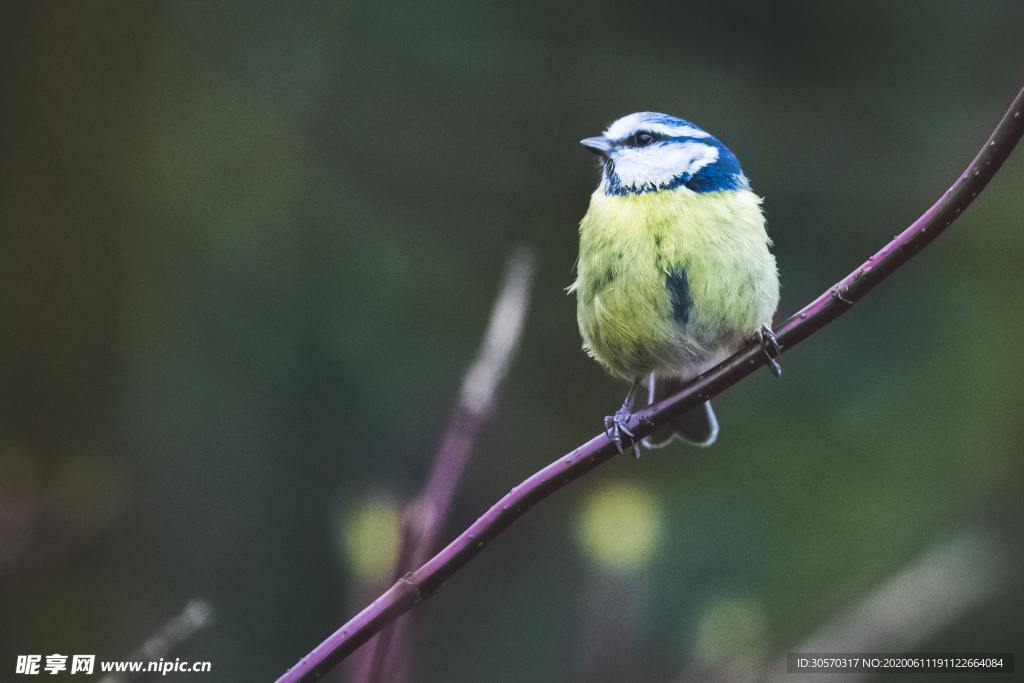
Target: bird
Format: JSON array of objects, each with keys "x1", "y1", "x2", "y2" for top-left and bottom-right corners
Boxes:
[{"x1": 570, "y1": 111, "x2": 781, "y2": 456}]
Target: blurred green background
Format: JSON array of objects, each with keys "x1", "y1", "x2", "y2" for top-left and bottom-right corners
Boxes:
[{"x1": 3, "y1": 1, "x2": 1023, "y2": 681}]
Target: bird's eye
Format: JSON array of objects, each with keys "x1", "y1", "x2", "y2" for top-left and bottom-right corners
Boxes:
[{"x1": 632, "y1": 131, "x2": 654, "y2": 147}]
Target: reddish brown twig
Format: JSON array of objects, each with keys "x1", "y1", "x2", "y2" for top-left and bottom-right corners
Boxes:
[
  {"x1": 277, "y1": 85, "x2": 1024, "y2": 683},
  {"x1": 351, "y1": 248, "x2": 535, "y2": 683}
]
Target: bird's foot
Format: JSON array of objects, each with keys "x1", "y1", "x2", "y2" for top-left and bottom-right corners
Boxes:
[
  {"x1": 604, "y1": 407, "x2": 641, "y2": 459},
  {"x1": 755, "y1": 325, "x2": 783, "y2": 378}
]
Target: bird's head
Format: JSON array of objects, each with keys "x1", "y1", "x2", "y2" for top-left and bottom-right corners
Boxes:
[{"x1": 581, "y1": 112, "x2": 749, "y2": 196}]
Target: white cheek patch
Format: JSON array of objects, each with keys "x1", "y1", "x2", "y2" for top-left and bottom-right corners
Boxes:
[
  {"x1": 611, "y1": 142, "x2": 719, "y2": 190},
  {"x1": 604, "y1": 113, "x2": 710, "y2": 141}
]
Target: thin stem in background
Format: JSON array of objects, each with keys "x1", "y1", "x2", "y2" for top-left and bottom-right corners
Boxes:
[
  {"x1": 769, "y1": 529, "x2": 1002, "y2": 683},
  {"x1": 98, "y1": 598, "x2": 213, "y2": 683},
  {"x1": 674, "y1": 529, "x2": 1005, "y2": 682},
  {"x1": 352, "y1": 248, "x2": 535, "y2": 683},
  {"x1": 277, "y1": 86, "x2": 1024, "y2": 683}
]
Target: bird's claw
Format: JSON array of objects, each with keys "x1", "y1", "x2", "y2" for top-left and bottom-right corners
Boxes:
[
  {"x1": 604, "y1": 407, "x2": 641, "y2": 459},
  {"x1": 756, "y1": 325, "x2": 783, "y2": 378}
]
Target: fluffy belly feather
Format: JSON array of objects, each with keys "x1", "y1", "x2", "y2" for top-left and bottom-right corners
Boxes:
[{"x1": 573, "y1": 187, "x2": 778, "y2": 381}]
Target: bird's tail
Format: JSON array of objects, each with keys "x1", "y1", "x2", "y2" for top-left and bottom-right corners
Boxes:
[{"x1": 641, "y1": 374, "x2": 719, "y2": 448}]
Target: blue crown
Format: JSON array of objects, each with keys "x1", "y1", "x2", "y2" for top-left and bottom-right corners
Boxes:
[{"x1": 585, "y1": 112, "x2": 751, "y2": 196}]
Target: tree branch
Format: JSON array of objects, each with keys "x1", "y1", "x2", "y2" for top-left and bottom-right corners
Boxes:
[
  {"x1": 351, "y1": 247, "x2": 535, "y2": 683},
  {"x1": 277, "y1": 85, "x2": 1024, "y2": 683}
]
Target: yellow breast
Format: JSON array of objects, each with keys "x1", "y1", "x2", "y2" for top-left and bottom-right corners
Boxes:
[{"x1": 572, "y1": 187, "x2": 778, "y2": 380}]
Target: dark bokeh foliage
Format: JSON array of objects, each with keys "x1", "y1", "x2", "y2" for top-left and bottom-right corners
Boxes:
[{"x1": 2, "y1": 2, "x2": 1023, "y2": 681}]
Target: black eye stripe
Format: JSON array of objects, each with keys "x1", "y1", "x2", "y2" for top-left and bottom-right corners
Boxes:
[{"x1": 625, "y1": 131, "x2": 660, "y2": 147}]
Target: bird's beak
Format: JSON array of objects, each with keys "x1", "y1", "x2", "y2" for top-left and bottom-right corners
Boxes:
[{"x1": 580, "y1": 136, "x2": 613, "y2": 157}]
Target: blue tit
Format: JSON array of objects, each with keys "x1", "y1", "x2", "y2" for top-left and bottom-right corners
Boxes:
[{"x1": 570, "y1": 112, "x2": 780, "y2": 455}]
